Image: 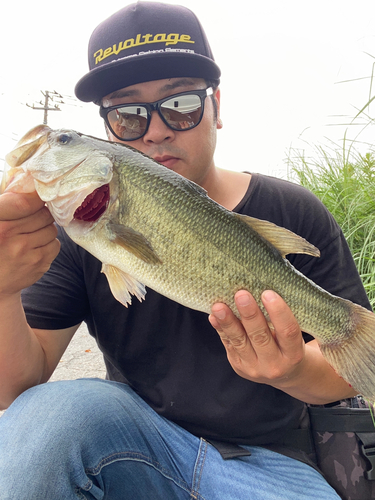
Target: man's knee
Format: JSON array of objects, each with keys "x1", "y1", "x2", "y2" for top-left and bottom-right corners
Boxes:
[{"x1": 0, "y1": 379, "x2": 141, "y2": 451}]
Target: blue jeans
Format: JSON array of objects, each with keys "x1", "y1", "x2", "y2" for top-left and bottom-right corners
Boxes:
[{"x1": 0, "y1": 379, "x2": 340, "y2": 499}]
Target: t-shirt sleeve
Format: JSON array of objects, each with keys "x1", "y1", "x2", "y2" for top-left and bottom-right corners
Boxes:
[
  {"x1": 22, "y1": 225, "x2": 93, "y2": 330},
  {"x1": 240, "y1": 174, "x2": 372, "y2": 344},
  {"x1": 284, "y1": 188, "x2": 371, "y2": 311}
]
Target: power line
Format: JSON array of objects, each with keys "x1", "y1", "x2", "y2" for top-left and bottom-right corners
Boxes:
[{"x1": 26, "y1": 90, "x2": 64, "y2": 124}]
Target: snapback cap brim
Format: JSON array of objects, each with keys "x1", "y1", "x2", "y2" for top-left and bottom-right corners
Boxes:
[{"x1": 75, "y1": 52, "x2": 221, "y2": 104}]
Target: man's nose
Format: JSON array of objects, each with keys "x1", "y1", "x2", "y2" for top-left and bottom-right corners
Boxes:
[{"x1": 142, "y1": 111, "x2": 175, "y2": 144}]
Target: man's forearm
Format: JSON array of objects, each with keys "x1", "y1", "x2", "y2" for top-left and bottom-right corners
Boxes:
[{"x1": 0, "y1": 293, "x2": 46, "y2": 409}]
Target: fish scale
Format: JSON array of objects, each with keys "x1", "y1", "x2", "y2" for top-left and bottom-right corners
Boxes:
[
  {"x1": 4, "y1": 124, "x2": 375, "y2": 404},
  {"x1": 111, "y1": 158, "x2": 272, "y2": 312}
]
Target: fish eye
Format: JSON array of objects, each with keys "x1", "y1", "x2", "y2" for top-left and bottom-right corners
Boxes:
[{"x1": 57, "y1": 133, "x2": 72, "y2": 145}]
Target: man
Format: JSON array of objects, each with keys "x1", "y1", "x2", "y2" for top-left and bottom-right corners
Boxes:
[{"x1": 0, "y1": 2, "x2": 369, "y2": 498}]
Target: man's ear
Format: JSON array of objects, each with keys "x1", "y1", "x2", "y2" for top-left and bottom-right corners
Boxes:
[{"x1": 215, "y1": 88, "x2": 223, "y2": 129}]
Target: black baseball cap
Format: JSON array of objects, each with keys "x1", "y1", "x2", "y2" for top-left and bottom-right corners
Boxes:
[{"x1": 75, "y1": 1, "x2": 221, "y2": 104}]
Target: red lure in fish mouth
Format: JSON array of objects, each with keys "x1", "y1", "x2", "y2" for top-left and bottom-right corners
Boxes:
[{"x1": 73, "y1": 184, "x2": 110, "y2": 222}]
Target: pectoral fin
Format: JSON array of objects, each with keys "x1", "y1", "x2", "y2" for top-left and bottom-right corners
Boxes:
[
  {"x1": 101, "y1": 263, "x2": 147, "y2": 307},
  {"x1": 107, "y1": 222, "x2": 162, "y2": 265},
  {"x1": 235, "y1": 213, "x2": 320, "y2": 258}
]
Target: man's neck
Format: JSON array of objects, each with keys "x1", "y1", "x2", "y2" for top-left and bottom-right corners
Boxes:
[{"x1": 203, "y1": 169, "x2": 251, "y2": 211}]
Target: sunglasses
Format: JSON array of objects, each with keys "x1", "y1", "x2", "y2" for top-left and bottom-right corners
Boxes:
[{"x1": 100, "y1": 87, "x2": 213, "y2": 141}]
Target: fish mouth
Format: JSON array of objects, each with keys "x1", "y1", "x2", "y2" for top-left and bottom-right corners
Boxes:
[{"x1": 73, "y1": 184, "x2": 110, "y2": 222}]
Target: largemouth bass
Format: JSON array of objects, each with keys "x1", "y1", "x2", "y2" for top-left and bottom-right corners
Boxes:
[{"x1": 3, "y1": 125, "x2": 375, "y2": 402}]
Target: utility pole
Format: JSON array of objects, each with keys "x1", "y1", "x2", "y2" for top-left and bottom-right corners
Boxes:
[{"x1": 26, "y1": 90, "x2": 64, "y2": 124}]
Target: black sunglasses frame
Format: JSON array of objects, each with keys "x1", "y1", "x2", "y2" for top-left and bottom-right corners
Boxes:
[{"x1": 100, "y1": 87, "x2": 213, "y2": 142}]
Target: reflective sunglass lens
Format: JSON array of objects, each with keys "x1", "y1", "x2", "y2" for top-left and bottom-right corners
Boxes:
[
  {"x1": 161, "y1": 95, "x2": 202, "y2": 130},
  {"x1": 108, "y1": 106, "x2": 148, "y2": 140}
]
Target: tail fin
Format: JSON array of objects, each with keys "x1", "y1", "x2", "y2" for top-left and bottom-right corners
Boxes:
[{"x1": 320, "y1": 304, "x2": 375, "y2": 406}]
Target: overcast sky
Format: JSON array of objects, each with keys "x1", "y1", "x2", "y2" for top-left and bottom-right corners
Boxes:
[{"x1": 2, "y1": 0, "x2": 375, "y2": 177}]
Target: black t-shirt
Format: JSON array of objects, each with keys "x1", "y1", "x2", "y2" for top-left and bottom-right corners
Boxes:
[{"x1": 22, "y1": 173, "x2": 371, "y2": 447}]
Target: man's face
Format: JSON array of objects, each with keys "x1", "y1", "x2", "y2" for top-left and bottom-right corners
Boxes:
[{"x1": 101, "y1": 77, "x2": 221, "y2": 187}]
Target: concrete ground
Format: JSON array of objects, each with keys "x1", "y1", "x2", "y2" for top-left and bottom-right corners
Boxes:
[
  {"x1": 0, "y1": 323, "x2": 106, "y2": 417},
  {"x1": 49, "y1": 323, "x2": 106, "y2": 382}
]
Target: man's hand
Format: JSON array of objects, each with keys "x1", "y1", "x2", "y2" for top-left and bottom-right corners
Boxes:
[
  {"x1": 209, "y1": 290, "x2": 357, "y2": 403},
  {"x1": 209, "y1": 290, "x2": 305, "y2": 386},
  {"x1": 0, "y1": 192, "x2": 60, "y2": 296}
]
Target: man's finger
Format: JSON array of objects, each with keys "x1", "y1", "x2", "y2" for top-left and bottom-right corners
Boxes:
[
  {"x1": 0, "y1": 192, "x2": 44, "y2": 221},
  {"x1": 234, "y1": 291, "x2": 277, "y2": 353},
  {"x1": 209, "y1": 302, "x2": 253, "y2": 354},
  {"x1": 261, "y1": 290, "x2": 304, "y2": 360}
]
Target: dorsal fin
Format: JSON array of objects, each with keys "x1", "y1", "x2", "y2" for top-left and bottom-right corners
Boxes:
[{"x1": 235, "y1": 213, "x2": 320, "y2": 258}]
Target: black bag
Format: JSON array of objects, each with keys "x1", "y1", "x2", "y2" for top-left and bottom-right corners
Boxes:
[{"x1": 309, "y1": 398, "x2": 375, "y2": 500}]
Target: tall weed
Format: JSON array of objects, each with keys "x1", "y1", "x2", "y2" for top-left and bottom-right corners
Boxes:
[{"x1": 288, "y1": 142, "x2": 375, "y2": 307}]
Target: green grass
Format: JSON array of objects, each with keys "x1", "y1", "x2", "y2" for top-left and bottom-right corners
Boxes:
[{"x1": 288, "y1": 140, "x2": 375, "y2": 308}]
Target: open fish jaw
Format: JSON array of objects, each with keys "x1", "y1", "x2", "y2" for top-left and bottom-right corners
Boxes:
[{"x1": 3, "y1": 126, "x2": 114, "y2": 226}]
